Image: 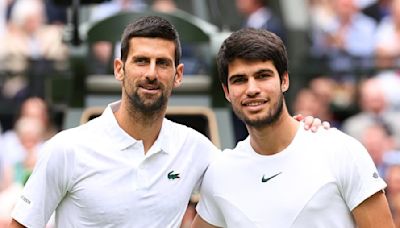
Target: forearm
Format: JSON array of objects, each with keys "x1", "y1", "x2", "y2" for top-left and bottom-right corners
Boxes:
[
  {"x1": 352, "y1": 191, "x2": 395, "y2": 228},
  {"x1": 9, "y1": 219, "x2": 26, "y2": 228}
]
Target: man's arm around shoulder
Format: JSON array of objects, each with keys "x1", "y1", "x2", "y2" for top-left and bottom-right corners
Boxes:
[
  {"x1": 352, "y1": 191, "x2": 395, "y2": 228},
  {"x1": 9, "y1": 219, "x2": 25, "y2": 228}
]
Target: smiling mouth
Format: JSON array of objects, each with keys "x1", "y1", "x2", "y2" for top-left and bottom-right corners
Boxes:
[
  {"x1": 140, "y1": 84, "x2": 160, "y2": 90},
  {"x1": 244, "y1": 101, "x2": 266, "y2": 106},
  {"x1": 242, "y1": 100, "x2": 267, "y2": 107}
]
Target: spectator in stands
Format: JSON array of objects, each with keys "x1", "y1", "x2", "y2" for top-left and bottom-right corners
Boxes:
[
  {"x1": 292, "y1": 88, "x2": 323, "y2": 118},
  {"x1": 0, "y1": 0, "x2": 68, "y2": 101},
  {"x1": 308, "y1": 0, "x2": 336, "y2": 39},
  {"x1": 0, "y1": 97, "x2": 56, "y2": 175},
  {"x1": 374, "y1": 70, "x2": 400, "y2": 111},
  {"x1": 310, "y1": 0, "x2": 377, "y2": 76},
  {"x1": 89, "y1": 0, "x2": 148, "y2": 74},
  {"x1": 375, "y1": 0, "x2": 400, "y2": 69},
  {"x1": 17, "y1": 97, "x2": 57, "y2": 140},
  {"x1": 360, "y1": 122, "x2": 398, "y2": 176},
  {"x1": 235, "y1": 0, "x2": 286, "y2": 43},
  {"x1": 342, "y1": 77, "x2": 400, "y2": 149},
  {"x1": 292, "y1": 86, "x2": 340, "y2": 129},
  {"x1": 0, "y1": 0, "x2": 68, "y2": 70},
  {"x1": 151, "y1": 0, "x2": 177, "y2": 13},
  {"x1": 90, "y1": 0, "x2": 147, "y2": 21}
]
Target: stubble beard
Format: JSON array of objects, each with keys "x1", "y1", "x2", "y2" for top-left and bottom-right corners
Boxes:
[
  {"x1": 234, "y1": 92, "x2": 284, "y2": 129},
  {"x1": 124, "y1": 81, "x2": 168, "y2": 117}
]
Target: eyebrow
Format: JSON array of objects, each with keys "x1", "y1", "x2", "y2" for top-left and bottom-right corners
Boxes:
[
  {"x1": 229, "y1": 68, "x2": 275, "y2": 81},
  {"x1": 254, "y1": 69, "x2": 274, "y2": 75}
]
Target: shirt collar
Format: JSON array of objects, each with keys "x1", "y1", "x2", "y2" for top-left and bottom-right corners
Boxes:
[
  {"x1": 150, "y1": 118, "x2": 178, "y2": 155},
  {"x1": 100, "y1": 101, "x2": 179, "y2": 155},
  {"x1": 101, "y1": 100, "x2": 139, "y2": 150}
]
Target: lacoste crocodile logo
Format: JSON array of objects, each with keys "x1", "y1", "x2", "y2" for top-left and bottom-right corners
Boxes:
[
  {"x1": 168, "y1": 171, "x2": 180, "y2": 180},
  {"x1": 262, "y1": 172, "x2": 282, "y2": 183}
]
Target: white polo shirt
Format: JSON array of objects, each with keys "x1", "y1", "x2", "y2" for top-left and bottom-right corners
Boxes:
[
  {"x1": 12, "y1": 101, "x2": 219, "y2": 228},
  {"x1": 197, "y1": 123, "x2": 386, "y2": 228}
]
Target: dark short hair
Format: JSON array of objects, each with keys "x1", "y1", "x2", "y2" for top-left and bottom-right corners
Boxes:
[
  {"x1": 217, "y1": 28, "x2": 288, "y2": 86},
  {"x1": 120, "y1": 15, "x2": 182, "y2": 66}
]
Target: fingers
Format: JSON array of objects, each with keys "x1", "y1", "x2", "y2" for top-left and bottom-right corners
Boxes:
[
  {"x1": 322, "y1": 121, "x2": 330, "y2": 129},
  {"x1": 303, "y1": 116, "x2": 314, "y2": 130},
  {"x1": 302, "y1": 116, "x2": 331, "y2": 132},
  {"x1": 293, "y1": 114, "x2": 304, "y2": 121},
  {"x1": 310, "y1": 118, "x2": 322, "y2": 132}
]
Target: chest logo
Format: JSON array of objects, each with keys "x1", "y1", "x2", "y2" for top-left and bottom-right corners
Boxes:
[
  {"x1": 262, "y1": 172, "x2": 282, "y2": 183},
  {"x1": 168, "y1": 171, "x2": 180, "y2": 180}
]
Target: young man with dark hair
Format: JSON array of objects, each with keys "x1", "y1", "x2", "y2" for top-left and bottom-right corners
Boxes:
[{"x1": 193, "y1": 28, "x2": 394, "y2": 227}]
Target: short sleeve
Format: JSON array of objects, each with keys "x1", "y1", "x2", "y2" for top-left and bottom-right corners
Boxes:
[
  {"x1": 196, "y1": 162, "x2": 226, "y2": 227},
  {"x1": 11, "y1": 135, "x2": 75, "y2": 228},
  {"x1": 334, "y1": 131, "x2": 387, "y2": 211}
]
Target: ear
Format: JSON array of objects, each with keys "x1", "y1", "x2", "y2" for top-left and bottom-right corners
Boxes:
[
  {"x1": 222, "y1": 84, "x2": 231, "y2": 103},
  {"x1": 281, "y1": 72, "x2": 289, "y2": 92},
  {"x1": 114, "y1": 58, "x2": 124, "y2": 81},
  {"x1": 173, "y1": 63, "x2": 184, "y2": 88}
]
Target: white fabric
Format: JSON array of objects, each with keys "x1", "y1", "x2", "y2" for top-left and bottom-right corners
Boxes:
[
  {"x1": 12, "y1": 101, "x2": 219, "y2": 228},
  {"x1": 197, "y1": 123, "x2": 386, "y2": 228}
]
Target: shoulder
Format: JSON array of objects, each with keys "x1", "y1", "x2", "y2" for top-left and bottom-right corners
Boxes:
[
  {"x1": 165, "y1": 118, "x2": 217, "y2": 149},
  {"x1": 41, "y1": 122, "x2": 97, "y2": 158},
  {"x1": 205, "y1": 140, "x2": 248, "y2": 173},
  {"x1": 305, "y1": 127, "x2": 362, "y2": 149}
]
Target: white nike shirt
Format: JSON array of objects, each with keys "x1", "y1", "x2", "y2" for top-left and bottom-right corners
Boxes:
[
  {"x1": 196, "y1": 123, "x2": 386, "y2": 227},
  {"x1": 12, "y1": 101, "x2": 219, "y2": 228}
]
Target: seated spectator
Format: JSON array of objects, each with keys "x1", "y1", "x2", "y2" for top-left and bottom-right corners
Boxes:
[
  {"x1": 374, "y1": 70, "x2": 400, "y2": 111},
  {"x1": 310, "y1": 0, "x2": 376, "y2": 78},
  {"x1": 0, "y1": 0, "x2": 68, "y2": 101},
  {"x1": 17, "y1": 97, "x2": 58, "y2": 140},
  {"x1": 0, "y1": 0, "x2": 68, "y2": 71},
  {"x1": 292, "y1": 88, "x2": 324, "y2": 118},
  {"x1": 374, "y1": 0, "x2": 400, "y2": 69},
  {"x1": 342, "y1": 77, "x2": 400, "y2": 149},
  {"x1": 360, "y1": 121, "x2": 398, "y2": 176},
  {"x1": 88, "y1": 0, "x2": 148, "y2": 74},
  {"x1": 0, "y1": 97, "x2": 56, "y2": 169},
  {"x1": 235, "y1": 0, "x2": 286, "y2": 43}
]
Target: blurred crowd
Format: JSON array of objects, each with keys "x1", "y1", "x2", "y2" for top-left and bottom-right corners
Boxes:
[{"x1": 0, "y1": 0, "x2": 400, "y2": 227}]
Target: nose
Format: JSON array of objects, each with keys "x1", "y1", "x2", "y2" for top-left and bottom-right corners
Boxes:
[
  {"x1": 246, "y1": 78, "x2": 260, "y2": 97},
  {"x1": 146, "y1": 60, "x2": 158, "y2": 81}
]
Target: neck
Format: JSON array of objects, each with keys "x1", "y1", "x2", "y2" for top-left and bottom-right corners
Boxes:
[
  {"x1": 248, "y1": 107, "x2": 299, "y2": 155},
  {"x1": 115, "y1": 100, "x2": 166, "y2": 153}
]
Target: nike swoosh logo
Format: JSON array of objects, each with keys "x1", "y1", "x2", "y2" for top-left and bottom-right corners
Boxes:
[
  {"x1": 168, "y1": 171, "x2": 180, "y2": 180},
  {"x1": 262, "y1": 172, "x2": 282, "y2": 183}
]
